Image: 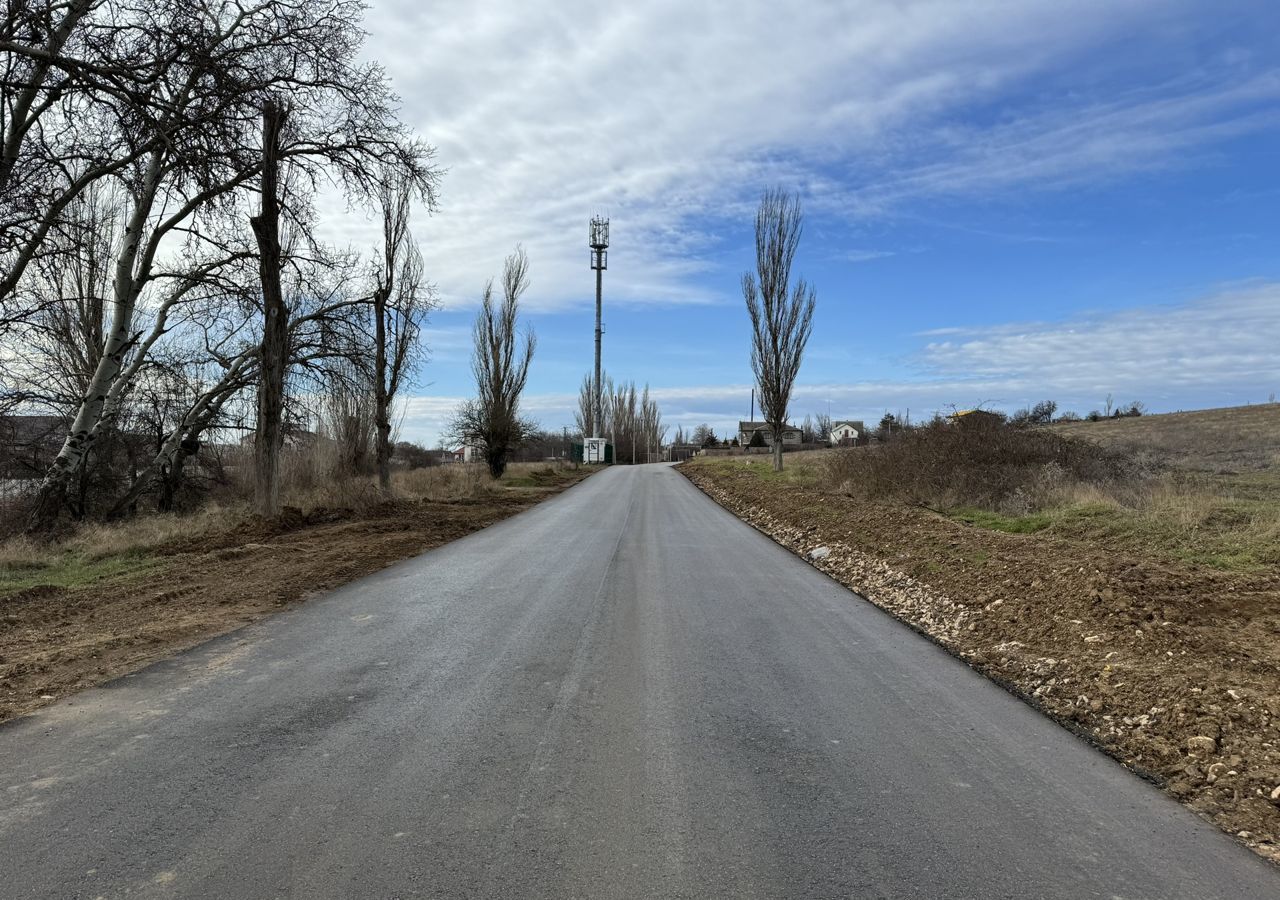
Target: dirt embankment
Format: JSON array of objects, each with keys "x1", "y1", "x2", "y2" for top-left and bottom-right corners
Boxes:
[
  {"x1": 0, "y1": 472, "x2": 590, "y2": 724},
  {"x1": 683, "y1": 462, "x2": 1280, "y2": 863}
]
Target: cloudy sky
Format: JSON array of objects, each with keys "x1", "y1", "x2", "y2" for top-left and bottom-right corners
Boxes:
[{"x1": 327, "y1": 0, "x2": 1280, "y2": 445}]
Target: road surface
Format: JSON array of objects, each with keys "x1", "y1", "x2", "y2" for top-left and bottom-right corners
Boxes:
[{"x1": 1, "y1": 464, "x2": 1276, "y2": 899}]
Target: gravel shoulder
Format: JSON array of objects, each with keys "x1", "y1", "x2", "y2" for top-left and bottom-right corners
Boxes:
[
  {"x1": 0, "y1": 469, "x2": 591, "y2": 724},
  {"x1": 683, "y1": 457, "x2": 1280, "y2": 863}
]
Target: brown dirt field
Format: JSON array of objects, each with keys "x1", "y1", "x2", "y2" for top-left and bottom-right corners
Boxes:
[
  {"x1": 0, "y1": 471, "x2": 590, "y2": 725},
  {"x1": 683, "y1": 458, "x2": 1280, "y2": 864}
]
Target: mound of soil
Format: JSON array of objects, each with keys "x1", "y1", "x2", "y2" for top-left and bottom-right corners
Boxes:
[
  {"x1": 0, "y1": 475, "x2": 588, "y2": 725},
  {"x1": 684, "y1": 463, "x2": 1280, "y2": 863}
]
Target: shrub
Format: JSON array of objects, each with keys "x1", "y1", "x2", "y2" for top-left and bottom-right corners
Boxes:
[
  {"x1": 394, "y1": 441, "x2": 438, "y2": 469},
  {"x1": 825, "y1": 414, "x2": 1144, "y2": 513},
  {"x1": 1010, "y1": 399, "x2": 1057, "y2": 426}
]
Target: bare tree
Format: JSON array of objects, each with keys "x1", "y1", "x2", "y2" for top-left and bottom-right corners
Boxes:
[
  {"x1": 0, "y1": 0, "x2": 136, "y2": 305},
  {"x1": 575, "y1": 370, "x2": 618, "y2": 443},
  {"x1": 0, "y1": 0, "x2": 97, "y2": 192},
  {"x1": 250, "y1": 99, "x2": 288, "y2": 516},
  {"x1": 638, "y1": 385, "x2": 666, "y2": 463},
  {"x1": 742, "y1": 188, "x2": 816, "y2": 471},
  {"x1": 320, "y1": 359, "x2": 374, "y2": 477},
  {"x1": 14, "y1": 0, "x2": 439, "y2": 530},
  {"x1": 105, "y1": 348, "x2": 258, "y2": 518},
  {"x1": 1, "y1": 0, "x2": 433, "y2": 304},
  {"x1": 815, "y1": 411, "x2": 832, "y2": 446},
  {"x1": 6, "y1": 185, "x2": 252, "y2": 521},
  {"x1": 593, "y1": 379, "x2": 665, "y2": 464},
  {"x1": 608, "y1": 381, "x2": 637, "y2": 463},
  {"x1": 450, "y1": 247, "x2": 536, "y2": 479},
  {"x1": 6, "y1": 184, "x2": 119, "y2": 414},
  {"x1": 800, "y1": 413, "x2": 815, "y2": 444},
  {"x1": 104, "y1": 248, "x2": 372, "y2": 519},
  {"x1": 574, "y1": 371, "x2": 595, "y2": 438},
  {"x1": 371, "y1": 171, "x2": 435, "y2": 492}
]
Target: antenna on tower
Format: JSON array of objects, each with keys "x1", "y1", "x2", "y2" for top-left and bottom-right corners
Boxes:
[
  {"x1": 589, "y1": 215, "x2": 609, "y2": 439},
  {"x1": 589, "y1": 216, "x2": 610, "y2": 266}
]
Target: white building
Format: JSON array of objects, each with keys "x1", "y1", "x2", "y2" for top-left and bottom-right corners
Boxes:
[{"x1": 829, "y1": 420, "x2": 866, "y2": 446}]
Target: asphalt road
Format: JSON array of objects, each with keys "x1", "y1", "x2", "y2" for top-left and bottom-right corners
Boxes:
[{"x1": 2, "y1": 464, "x2": 1277, "y2": 899}]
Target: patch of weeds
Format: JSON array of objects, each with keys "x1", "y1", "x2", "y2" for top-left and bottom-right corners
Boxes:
[
  {"x1": 1171, "y1": 548, "x2": 1261, "y2": 572},
  {"x1": 911, "y1": 559, "x2": 943, "y2": 578},
  {"x1": 1048, "y1": 500, "x2": 1275, "y2": 573},
  {"x1": 0, "y1": 554, "x2": 162, "y2": 597},
  {"x1": 729, "y1": 459, "x2": 821, "y2": 488},
  {"x1": 948, "y1": 507, "x2": 1051, "y2": 535}
]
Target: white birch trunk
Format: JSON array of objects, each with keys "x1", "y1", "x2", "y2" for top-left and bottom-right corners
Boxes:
[{"x1": 28, "y1": 150, "x2": 164, "y2": 522}]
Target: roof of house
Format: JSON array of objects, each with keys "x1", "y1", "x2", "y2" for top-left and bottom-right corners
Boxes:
[
  {"x1": 737, "y1": 420, "x2": 801, "y2": 433},
  {"x1": 830, "y1": 420, "x2": 866, "y2": 431}
]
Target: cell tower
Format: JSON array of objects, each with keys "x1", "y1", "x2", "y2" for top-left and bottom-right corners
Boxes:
[{"x1": 589, "y1": 216, "x2": 609, "y2": 438}]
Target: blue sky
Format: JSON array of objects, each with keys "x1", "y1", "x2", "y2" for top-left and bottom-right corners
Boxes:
[{"x1": 321, "y1": 1, "x2": 1280, "y2": 445}]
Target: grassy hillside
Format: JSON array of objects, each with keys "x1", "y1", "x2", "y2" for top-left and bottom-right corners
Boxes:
[{"x1": 1049, "y1": 404, "x2": 1280, "y2": 473}]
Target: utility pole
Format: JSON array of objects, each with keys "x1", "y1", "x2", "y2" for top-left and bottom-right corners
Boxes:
[{"x1": 589, "y1": 216, "x2": 609, "y2": 438}]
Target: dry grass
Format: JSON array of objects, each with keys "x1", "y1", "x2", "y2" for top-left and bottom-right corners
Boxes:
[
  {"x1": 1036, "y1": 470, "x2": 1280, "y2": 570},
  {"x1": 824, "y1": 416, "x2": 1140, "y2": 514},
  {"x1": 697, "y1": 405, "x2": 1280, "y2": 573},
  {"x1": 0, "y1": 507, "x2": 239, "y2": 599},
  {"x1": 0, "y1": 503, "x2": 242, "y2": 568},
  {"x1": 0, "y1": 458, "x2": 580, "y2": 596},
  {"x1": 1050, "y1": 403, "x2": 1280, "y2": 472},
  {"x1": 1039, "y1": 405, "x2": 1280, "y2": 569},
  {"x1": 392, "y1": 463, "x2": 491, "y2": 501}
]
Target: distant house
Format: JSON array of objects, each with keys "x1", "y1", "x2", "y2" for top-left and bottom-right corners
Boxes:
[
  {"x1": 829, "y1": 420, "x2": 866, "y2": 446},
  {"x1": 737, "y1": 420, "x2": 802, "y2": 448},
  {"x1": 447, "y1": 444, "x2": 482, "y2": 463}
]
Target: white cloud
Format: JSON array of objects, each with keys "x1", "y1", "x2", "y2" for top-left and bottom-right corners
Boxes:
[
  {"x1": 838, "y1": 249, "x2": 898, "y2": 263},
  {"x1": 915, "y1": 281, "x2": 1279, "y2": 397},
  {"x1": 312, "y1": 0, "x2": 1276, "y2": 315}
]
